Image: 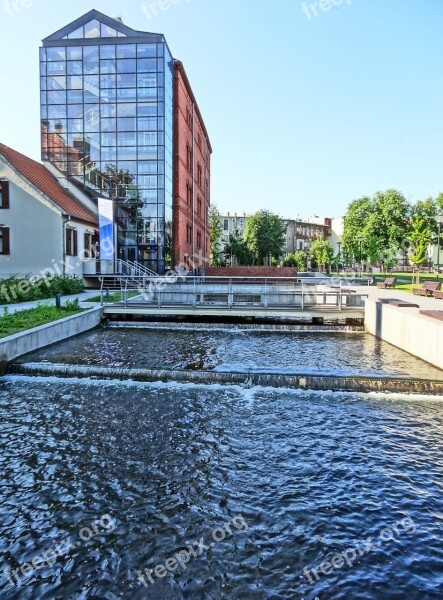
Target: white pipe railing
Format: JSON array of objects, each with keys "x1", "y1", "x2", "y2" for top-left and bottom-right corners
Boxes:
[{"x1": 103, "y1": 275, "x2": 371, "y2": 310}]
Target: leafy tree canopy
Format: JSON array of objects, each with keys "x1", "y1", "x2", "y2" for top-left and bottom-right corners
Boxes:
[
  {"x1": 244, "y1": 210, "x2": 286, "y2": 265},
  {"x1": 209, "y1": 205, "x2": 223, "y2": 266},
  {"x1": 224, "y1": 234, "x2": 252, "y2": 266}
]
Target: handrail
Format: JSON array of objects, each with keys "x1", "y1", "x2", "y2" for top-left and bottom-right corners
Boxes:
[{"x1": 117, "y1": 259, "x2": 158, "y2": 278}]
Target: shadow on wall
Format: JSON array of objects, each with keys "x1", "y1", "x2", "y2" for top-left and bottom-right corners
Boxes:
[{"x1": 375, "y1": 301, "x2": 383, "y2": 339}]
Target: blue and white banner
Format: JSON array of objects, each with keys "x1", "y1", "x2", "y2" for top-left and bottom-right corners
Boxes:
[{"x1": 98, "y1": 198, "x2": 115, "y2": 261}]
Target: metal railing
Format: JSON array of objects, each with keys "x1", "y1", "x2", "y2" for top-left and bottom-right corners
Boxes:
[
  {"x1": 100, "y1": 275, "x2": 371, "y2": 311},
  {"x1": 117, "y1": 259, "x2": 158, "y2": 278}
]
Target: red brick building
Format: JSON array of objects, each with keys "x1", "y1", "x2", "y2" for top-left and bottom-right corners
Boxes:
[{"x1": 173, "y1": 62, "x2": 212, "y2": 271}]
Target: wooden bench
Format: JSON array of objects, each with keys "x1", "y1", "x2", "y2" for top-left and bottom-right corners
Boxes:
[
  {"x1": 378, "y1": 298, "x2": 419, "y2": 308},
  {"x1": 434, "y1": 290, "x2": 443, "y2": 300},
  {"x1": 412, "y1": 281, "x2": 441, "y2": 297},
  {"x1": 377, "y1": 277, "x2": 397, "y2": 289},
  {"x1": 419, "y1": 310, "x2": 443, "y2": 322}
]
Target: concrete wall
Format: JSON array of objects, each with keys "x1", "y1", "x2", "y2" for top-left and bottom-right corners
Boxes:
[
  {"x1": 365, "y1": 299, "x2": 443, "y2": 370},
  {"x1": 0, "y1": 307, "x2": 102, "y2": 362}
]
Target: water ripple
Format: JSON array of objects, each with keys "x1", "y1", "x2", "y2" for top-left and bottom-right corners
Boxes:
[{"x1": 0, "y1": 380, "x2": 442, "y2": 598}]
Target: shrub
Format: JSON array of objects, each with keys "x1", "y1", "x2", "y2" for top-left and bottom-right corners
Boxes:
[{"x1": 0, "y1": 275, "x2": 85, "y2": 305}]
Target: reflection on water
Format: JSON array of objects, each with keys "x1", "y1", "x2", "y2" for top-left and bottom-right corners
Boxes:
[
  {"x1": 0, "y1": 378, "x2": 443, "y2": 599},
  {"x1": 17, "y1": 326, "x2": 443, "y2": 380}
]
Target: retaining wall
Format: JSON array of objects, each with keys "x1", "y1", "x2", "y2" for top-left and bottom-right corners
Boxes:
[
  {"x1": 365, "y1": 299, "x2": 443, "y2": 370},
  {"x1": 0, "y1": 307, "x2": 103, "y2": 363}
]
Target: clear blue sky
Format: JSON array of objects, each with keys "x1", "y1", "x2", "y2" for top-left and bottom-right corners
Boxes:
[{"x1": 1, "y1": 0, "x2": 442, "y2": 218}]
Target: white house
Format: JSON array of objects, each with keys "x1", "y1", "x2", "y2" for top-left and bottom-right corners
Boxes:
[{"x1": 0, "y1": 143, "x2": 98, "y2": 279}]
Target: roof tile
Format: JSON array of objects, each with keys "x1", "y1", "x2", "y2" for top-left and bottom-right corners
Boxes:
[{"x1": 0, "y1": 143, "x2": 98, "y2": 225}]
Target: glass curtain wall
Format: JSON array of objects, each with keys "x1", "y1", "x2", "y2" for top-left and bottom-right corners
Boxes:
[{"x1": 41, "y1": 28, "x2": 172, "y2": 274}]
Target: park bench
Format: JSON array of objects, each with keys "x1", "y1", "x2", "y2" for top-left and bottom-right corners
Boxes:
[
  {"x1": 434, "y1": 290, "x2": 443, "y2": 300},
  {"x1": 412, "y1": 281, "x2": 441, "y2": 297},
  {"x1": 377, "y1": 277, "x2": 397, "y2": 289}
]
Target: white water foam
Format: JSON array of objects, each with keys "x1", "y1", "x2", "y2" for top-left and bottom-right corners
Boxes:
[{"x1": 2, "y1": 375, "x2": 443, "y2": 402}]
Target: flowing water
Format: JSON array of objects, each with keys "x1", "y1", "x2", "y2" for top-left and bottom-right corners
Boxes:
[
  {"x1": 14, "y1": 326, "x2": 443, "y2": 379},
  {"x1": 1, "y1": 327, "x2": 443, "y2": 599}
]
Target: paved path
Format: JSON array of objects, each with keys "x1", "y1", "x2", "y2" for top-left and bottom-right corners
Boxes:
[
  {"x1": 363, "y1": 285, "x2": 443, "y2": 311},
  {"x1": 0, "y1": 291, "x2": 101, "y2": 314}
]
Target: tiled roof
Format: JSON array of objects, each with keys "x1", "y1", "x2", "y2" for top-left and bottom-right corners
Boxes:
[{"x1": 0, "y1": 143, "x2": 98, "y2": 225}]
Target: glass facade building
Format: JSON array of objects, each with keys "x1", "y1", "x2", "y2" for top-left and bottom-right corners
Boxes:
[{"x1": 40, "y1": 11, "x2": 174, "y2": 274}]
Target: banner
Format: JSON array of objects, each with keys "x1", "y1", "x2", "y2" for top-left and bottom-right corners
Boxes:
[{"x1": 98, "y1": 198, "x2": 114, "y2": 261}]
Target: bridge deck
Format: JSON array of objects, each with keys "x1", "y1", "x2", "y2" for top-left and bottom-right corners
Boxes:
[{"x1": 103, "y1": 304, "x2": 365, "y2": 321}]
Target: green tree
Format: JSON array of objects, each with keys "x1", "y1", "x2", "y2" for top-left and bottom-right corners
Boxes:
[
  {"x1": 244, "y1": 210, "x2": 286, "y2": 265},
  {"x1": 342, "y1": 190, "x2": 410, "y2": 266},
  {"x1": 224, "y1": 234, "x2": 252, "y2": 266},
  {"x1": 310, "y1": 239, "x2": 334, "y2": 272},
  {"x1": 341, "y1": 197, "x2": 372, "y2": 260},
  {"x1": 282, "y1": 251, "x2": 307, "y2": 269},
  {"x1": 209, "y1": 205, "x2": 223, "y2": 266},
  {"x1": 409, "y1": 213, "x2": 434, "y2": 267},
  {"x1": 282, "y1": 253, "x2": 297, "y2": 267}
]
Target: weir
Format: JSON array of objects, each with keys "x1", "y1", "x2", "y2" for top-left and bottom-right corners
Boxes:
[{"x1": 8, "y1": 362, "x2": 443, "y2": 395}]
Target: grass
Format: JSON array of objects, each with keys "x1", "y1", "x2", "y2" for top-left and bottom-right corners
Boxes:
[
  {"x1": 88, "y1": 291, "x2": 141, "y2": 303},
  {"x1": 0, "y1": 303, "x2": 84, "y2": 338}
]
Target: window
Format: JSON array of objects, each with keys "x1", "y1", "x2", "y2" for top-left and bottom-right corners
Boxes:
[
  {"x1": 197, "y1": 134, "x2": 202, "y2": 149},
  {"x1": 0, "y1": 227, "x2": 10, "y2": 254},
  {"x1": 197, "y1": 163, "x2": 202, "y2": 186},
  {"x1": 84, "y1": 232, "x2": 97, "y2": 258},
  {"x1": 66, "y1": 228, "x2": 78, "y2": 256},
  {"x1": 186, "y1": 181, "x2": 192, "y2": 206},
  {"x1": 186, "y1": 143, "x2": 192, "y2": 171},
  {"x1": 223, "y1": 219, "x2": 229, "y2": 231},
  {"x1": 0, "y1": 181, "x2": 10, "y2": 209},
  {"x1": 197, "y1": 197, "x2": 202, "y2": 217},
  {"x1": 186, "y1": 108, "x2": 192, "y2": 129},
  {"x1": 196, "y1": 230, "x2": 202, "y2": 249},
  {"x1": 186, "y1": 222, "x2": 192, "y2": 244}
]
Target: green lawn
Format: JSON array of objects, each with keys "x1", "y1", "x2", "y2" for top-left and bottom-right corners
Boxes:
[
  {"x1": 0, "y1": 304, "x2": 84, "y2": 338},
  {"x1": 369, "y1": 272, "x2": 442, "y2": 293},
  {"x1": 88, "y1": 291, "x2": 141, "y2": 303}
]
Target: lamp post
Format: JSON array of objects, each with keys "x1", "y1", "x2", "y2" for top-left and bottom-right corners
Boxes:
[
  {"x1": 337, "y1": 241, "x2": 341, "y2": 274},
  {"x1": 357, "y1": 236, "x2": 363, "y2": 277}
]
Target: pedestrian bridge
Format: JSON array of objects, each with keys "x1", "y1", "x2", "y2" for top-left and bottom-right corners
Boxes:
[{"x1": 100, "y1": 276, "x2": 370, "y2": 324}]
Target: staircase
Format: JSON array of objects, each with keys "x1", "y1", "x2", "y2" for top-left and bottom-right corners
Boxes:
[{"x1": 98, "y1": 260, "x2": 159, "y2": 298}]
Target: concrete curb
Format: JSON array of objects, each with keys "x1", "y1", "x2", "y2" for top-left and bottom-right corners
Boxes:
[{"x1": 0, "y1": 307, "x2": 103, "y2": 363}]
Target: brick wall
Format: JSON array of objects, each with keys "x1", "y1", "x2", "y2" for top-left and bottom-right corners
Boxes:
[
  {"x1": 172, "y1": 62, "x2": 212, "y2": 271},
  {"x1": 204, "y1": 267, "x2": 298, "y2": 277}
]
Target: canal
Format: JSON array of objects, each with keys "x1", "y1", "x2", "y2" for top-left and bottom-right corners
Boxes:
[{"x1": 1, "y1": 326, "x2": 442, "y2": 599}]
